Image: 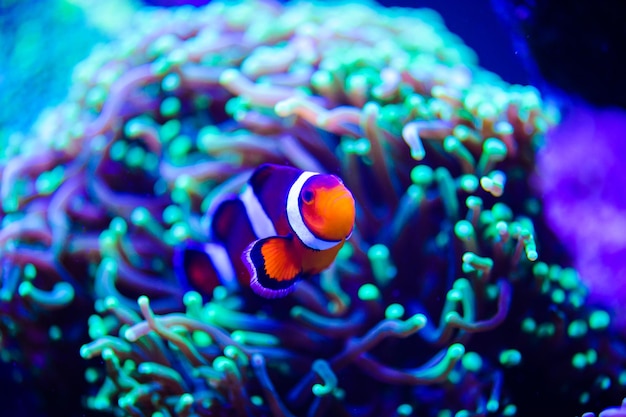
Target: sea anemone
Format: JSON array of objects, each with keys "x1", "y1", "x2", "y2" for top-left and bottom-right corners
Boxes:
[{"x1": 1, "y1": 1, "x2": 625, "y2": 416}]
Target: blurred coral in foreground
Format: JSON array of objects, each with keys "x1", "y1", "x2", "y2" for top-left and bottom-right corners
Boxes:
[{"x1": 1, "y1": 1, "x2": 625, "y2": 416}]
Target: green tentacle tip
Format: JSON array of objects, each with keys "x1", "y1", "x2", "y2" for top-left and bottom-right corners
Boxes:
[
  {"x1": 551, "y1": 288, "x2": 565, "y2": 304},
  {"x1": 454, "y1": 220, "x2": 475, "y2": 240},
  {"x1": 160, "y1": 97, "x2": 182, "y2": 118},
  {"x1": 169, "y1": 222, "x2": 191, "y2": 242},
  {"x1": 368, "y1": 244, "x2": 397, "y2": 284},
  {"x1": 449, "y1": 343, "x2": 465, "y2": 358},
  {"x1": 219, "y1": 68, "x2": 240, "y2": 85},
  {"x1": 572, "y1": 352, "x2": 587, "y2": 369},
  {"x1": 90, "y1": 396, "x2": 111, "y2": 410},
  {"x1": 444, "y1": 311, "x2": 461, "y2": 324},
  {"x1": 213, "y1": 356, "x2": 240, "y2": 378},
  {"x1": 118, "y1": 395, "x2": 133, "y2": 410},
  {"x1": 101, "y1": 347, "x2": 115, "y2": 361},
  {"x1": 499, "y1": 349, "x2": 522, "y2": 367},
  {"x1": 448, "y1": 282, "x2": 466, "y2": 300},
  {"x1": 169, "y1": 135, "x2": 193, "y2": 160},
  {"x1": 124, "y1": 118, "x2": 144, "y2": 138},
  {"x1": 84, "y1": 367, "x2": 100, "y2": 384},
  {"x1": 491, "y1": 202, "x2": 513, "y2": 222},
  {"x1": 495, "y1": 121, "x2": 514, "y2": 135},
  {"x1": 597, "y1": 375, "x2": 611, "y2": 390},
  {"x1": 213, "y1": 286, "x2": 228, "y2": 301},
  {"x1": 462, "y1": 252, "x2": 493, "y2": 270},
  {"x1": 49, "y1": 325, "x2": 62, "y2": 341},
  {"x1": 579, "y1": 392, "x2": 590, "y2": 405},
  {"x1": 466, "y1": 196, "x2": 482, "y2": 209},
  {"x1": 536, "y1": 322, "x2": 555, "y2": 338},
  {"x1": 312, "y1": 359, "x2": 337, "y2": 397},
  {"x1": 100, "y1": 257, "x2": 118, "y2": 274},
  {"x1": 503, "y1": 404, "x2": 517, "y2": 416},
  {"x1": 406, "y1": 313, "x2": 427, "y2": 329},
  {"x1": 18, "y1": 281, "x2": 75, "y2": 307},
  {"x1": 137, "y1": 295, "x2": 150, "y2": 308},
  {"x1": 192, "y1": 331, "x2": 213, "y2": 347},
  {"x1": 183, "y1": 291, "x2": 202, "y2": 308},
  {"x1": 149, "y1": 34, "x2": 178, "y2": 57},
  {"x1": 130, "y1": 206, "x2": 150, "y2": 225},
  {"x1": 23, "y1": 263, "x2": 37, "y2": 280},
  {"x1": 521, "y1": 317, "x2": 537, "y2": 333},
  {"x1": 353, "y1": 137, "x2": 371, "y2": 155},
  {"x1": 483, "y1": 137, "x2": 507, "y2": 160},
  {"x1": 110, "y1": 141, "x2": 128, "y2": 161},
  {"x1": 162, "y1": 73, "x2": 181, "y2": 92},
  {"x1": 358, "y1": 283, "x2": 380, "y2": 301},
  {"x1": 175, "y1": 393, "x2": 194, "y2": 413},
  {"x1": 368, "y1": 243, "x2": 389, "y2": 260},
  {"x1": 337, "y1": 242, "x2": 354, "y2": 260},
  {"x1": 459, "y1": 175, "x2": 479, "y2": 193},
  {"x1": 274, "y1": 98, "x2": 297, "y2": 117},
  {"x1": 487, "y1": 399, "x2": 500, "y2": 413},
  {"x1": 461, "y1": 351, "x2": 482, "y2": 372},
  {"x1": 35, "y1": 166, "x2": 65, "y2": 195},
  {"x1": 224, "y1": 345, "x2": 249, "y2": 367},
  {"x1": 98, "y1": 229, "x2": 117, "y2": 253},
  {"x1": 410, "y1": 165, "x2": 434, "y2": 186},
  {"x1": 110, "y1": 217, "x2": 128, "y2": 235},
  {"x1": 443, "y1": 135, "x2": 460, "y2": 153},
  {"x1": 558, "y1": 268, "x2": 580, "y2": 290},
  {"x1": 232, "y1": 330, "x2": 279, "y2": 347},
  {"x1": 161, "y1": 119, "x2": 181, "y2": 142},
  {"x1": 125, "y1": 146, "x2": 146, "y2": 168},
  {"x1": 79, "y1": 344, "x2": 92, "y2": 360},
  {"x1": 587, "y1": 349, "x2": 598, "y2": 365},
  {"x1": 138, "y1": 362, "x2": 177, "y2": 380},
  {"x1": 385, "y1": 303, "x2": 405, "y2": 320},
  {"x1": 311, "y1": 69, "x2": 333, "y2": 89},
  {"x1": 532, "y1": 262, "x2": 549, "y2": 278},
  {"x1": 619, "y1": 371, "x2": 626, "y2": 386},
  {"x1": 589, "y1": 310, "x2": 610, "y2": 330},
  {"x1": 397, "y1": 404, "x2": 413, "y2": 416}
]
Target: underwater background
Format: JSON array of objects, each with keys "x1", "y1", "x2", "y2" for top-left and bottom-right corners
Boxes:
[{"x1": 1, "y1": 0, "x2": 625, "y2": 416}]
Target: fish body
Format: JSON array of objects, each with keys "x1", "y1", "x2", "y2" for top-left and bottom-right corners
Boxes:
[{"x1": 174, "y1": 164, "x2": 355, "y2": 298}]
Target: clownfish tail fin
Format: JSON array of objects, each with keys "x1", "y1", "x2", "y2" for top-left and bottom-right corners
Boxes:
[
  {"x1": 243, "y1": 236, "x2": 302, "y2": 298},
  {"x1": 173, "y1": 241, "x2": 237, "y2": 296}
]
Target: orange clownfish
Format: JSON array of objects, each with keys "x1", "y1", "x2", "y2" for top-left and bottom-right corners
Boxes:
[{"x1": 174, "y1": 164, "x2": 356, "y2": 298}]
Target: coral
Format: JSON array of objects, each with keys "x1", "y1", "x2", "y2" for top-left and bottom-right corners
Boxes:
[
  {"x1": 1, "y1": 1, "x2": 625, "y2": 416},
  {"x1": 0, "y1": 0, "x2": 130, "y2": 157},
  {"x1": 538, "y1": 105, "x2": 626, "y2": 328}
]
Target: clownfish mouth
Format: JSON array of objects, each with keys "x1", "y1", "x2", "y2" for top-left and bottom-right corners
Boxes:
[{"x1": 327, "y1": 193, "x2": 356, "y2": 237}]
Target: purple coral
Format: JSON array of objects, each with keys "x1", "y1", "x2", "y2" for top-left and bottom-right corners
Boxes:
[{"x1": 538, "y1": 105, "x2": 626, "y2": 326}]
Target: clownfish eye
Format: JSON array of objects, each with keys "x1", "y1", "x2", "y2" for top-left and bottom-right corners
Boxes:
[{"x1": 302, "y1": 189, "x2": 314, "y2": 204}]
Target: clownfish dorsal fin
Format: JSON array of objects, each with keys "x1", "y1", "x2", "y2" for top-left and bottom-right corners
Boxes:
[
  {"x1": 243, "y1": 236, "x2": 302, "y2": 298},
  {"x1": 248, "y1": 163, "x2": 279, "y2": 193}
]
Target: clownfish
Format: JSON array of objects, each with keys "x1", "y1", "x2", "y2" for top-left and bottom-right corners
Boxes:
[{"x1": 174, "y1": 164, "x2": 356, "y2": 298}]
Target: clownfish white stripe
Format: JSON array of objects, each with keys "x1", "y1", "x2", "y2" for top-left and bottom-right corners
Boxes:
[
  {"x1": 203, "y1": 242, "x2": 237, "y2": 291},
  {"x1": 286, "y1": 171, "x2": 342, "y2": 251},
  {"x1": 240, "y1": 184, "x2": 277, "y2": 239}
]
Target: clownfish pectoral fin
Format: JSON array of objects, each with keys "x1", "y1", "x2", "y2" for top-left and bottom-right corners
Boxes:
[
  {"x1": 173, "y1": 241, "x2": 237, "y2": 296},
  {"x1": 243, "y1": 236, "x2": 302, "y2": 298}
]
